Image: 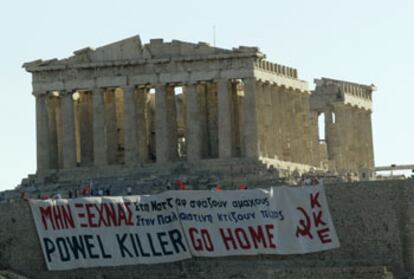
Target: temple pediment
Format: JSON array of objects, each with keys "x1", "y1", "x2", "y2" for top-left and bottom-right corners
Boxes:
[
  {"x1": 23, "y1": 35, "x2": 261, "y2": 71},
  {"x1": 70, "y1": 35, "x2": 144, "y2": 64}
]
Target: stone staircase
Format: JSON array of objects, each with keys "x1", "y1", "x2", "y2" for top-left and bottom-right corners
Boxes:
[{"x1": 3, "y1": 158, "x2": 283, "y2": 201}]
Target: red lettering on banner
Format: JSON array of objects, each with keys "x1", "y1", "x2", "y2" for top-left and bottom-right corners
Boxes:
[
  {"x1": 317, "y1": 228, "x2": 332, "y2": 244},
  {"x1": 310, "y1": 192, "x2": 321, "y2": 209},
  {"x1": 189, "y1": 228, "x2": 202, "y2": 251},
  {"x1": 40, "y1": 204, "x2": 74, "y2": 231},
  {"x1": 235, "y1": 228, "x2": 251, "y2": 249},
  {"x1": 103, "y1": 203, "x2": 117, "y2": 226},
  {"x1": 74, "y1": 203, "x2": 88, "y2": 228},
  {"x1": 86, "y1": 203, "x2": 97, "y2": 228},
  {"x1": 61, "y1": 205, "x2": 75, "y2": 229},
  {"x1": 220, "y1": 225, "x2": 277, "y2": 251},
  {"x1": 188, "y1": 227, "x2": 214, "y2": 251},
  {"x1": 96, "y1": 203, "x2": 108, "y2": 227},
  {"x1": 265, "y1": 224, "x2": 276, "y2": 248},
  {"x1": 220, "y1": 228, "x2": 238, "y2": 250},
  {"x1": 52, "y1": 205, "x2": 63, "y2": 229},
  {"x1": 125, "y1": 202, "x2": 133, "y2": 226},
  {"x1": 318, "y1": 228, "x2": 332, "y2": 244},
  {"x1": 248, "y1": 225, "x2": 267, "y2": 248},
  {"x1": 117, "y1": 202, "x2": 133, "y2": 226},
  {"x1": 74, "y1": 202, "x2": 134, "y2": 228},
  {"x1": 40, "y1": 206, "x2": 53, "y2": 230},
  {"x1": 312, "y1": 211, "x2": 327, "y2": 227},
  {"x1": 40, "y1": 205, "x2": 74, "y2": 231}
]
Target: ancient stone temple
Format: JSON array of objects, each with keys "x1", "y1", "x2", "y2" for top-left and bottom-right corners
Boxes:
[{"x1": 22, "y1": 35, "x2": 376, "y2": 181}]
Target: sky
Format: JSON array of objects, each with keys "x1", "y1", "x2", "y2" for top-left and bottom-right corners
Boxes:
[{"x1": 0, "y1": 0, "x2": 413, "y2": 190}]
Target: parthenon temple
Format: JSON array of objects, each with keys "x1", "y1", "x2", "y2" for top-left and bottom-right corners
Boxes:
[{"x1": 23, "y1": 35, "x2": 376, "y2": 181}]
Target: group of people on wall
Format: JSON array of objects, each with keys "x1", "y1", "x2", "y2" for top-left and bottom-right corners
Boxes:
[{"x1": 17, "y1": 174, "x2": 322, "y2": 202}]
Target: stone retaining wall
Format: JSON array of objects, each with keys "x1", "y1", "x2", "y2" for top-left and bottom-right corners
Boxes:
[{"x1": 0, "y1": 180, "x2": 413, "y2": 278}]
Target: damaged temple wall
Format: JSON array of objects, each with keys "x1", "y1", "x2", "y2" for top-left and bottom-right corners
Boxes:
[
  {"x1": 310, "y1": 78, "x2": 376, "y2": 177},
  {"x1": 1, "y1": 180, "x2": 414, "y2": 278},
  {"x1": 255, "y1": 83, "x2": 323, "y2": 167}
]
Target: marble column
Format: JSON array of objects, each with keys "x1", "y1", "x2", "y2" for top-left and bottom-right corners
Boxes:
[
  {"x1": 62, "y1": 91, "x2": 76, "y2": 169},
  {"x1": 365, "y1": 110, "x2": 375, "y2": 168},
  {"x1": 346, "y1": 106, "x2": 356, "y2": 170},
  {"x1": 123, "y1": 85, "x2": 138, "y2": 166},
  {"x1": 309, "y1": 111, "x2": 320, "y2": 165},
  {"x1": 230, "y1": 81, "x2": 242, "y2": 157},
  {"x1": 332, "y1": 104, "x2": 347, "y2": 171},
  {"x1": 238, "y1": 85, "x2": 245, "y2": 157},
  {"x1": 217, "y1": 79, "x2": 232, "y2": 158},
  {"x1": 136, "y1": 87, "x2": 149, "y2": 162},
  {"x1": 46, "y1": 94, "x2": 60, "y2": 169},
  {"x1": 271, "y1": 85, "x2": 283, "y2": 160},
  {"x1": 292, "y1": 92, "x2": 304, "y2": 163},
  {"x1": 353, "y1": 109, "x2": 364, "y2": 168},
  {"x1": 356, "y1": 110, "x2": 366, "y2": 167},
  {"x1": 278, "y1": 88, "x2": 289, "y2": 161},
  {"x1": 206, "y1": 82, "x2": 219, "y2": 158},
  {"x1": 92, "y1": 87, "x2": 107, "y2": 166},
  {"x1": 283, "y1": 89, "x2": 294, "y2": 162},
  {"x1": 300, "y1": 94, "x2": 312, "y2": 165},
  {"x1": 263, "y1": 83, "x2": 273, "y2": 158},
  {"x1": 79, "y1": 92, "x2": 94, "y2": 166},
  {"x1": 324, "y1": 108, "x2": 335, "y2": 161},
  {"x1": 155, "y1": 84, "x2": 169, "y2": 163},
  {"x1": 166, "y1": 85, "x2": 178, "y2": 161},
  {"x1": 292, "y1": 92, "x2": 302, "y2": 162},
  {"x1": 243, "y1": 77, "x2": 259, "y2": 158},
  {"x1": 255, "y1": 82, "x2": 265, "y2": 157},
  {"x1": 186, "y1": 82, "x2": 202, "y2": 161},
  {"x1": 104, "y1": 89, "x2": 118, "y2": 165},
  {"x1": 361, "y1": 110, "x2": 371, "y2": 168},
  {"x1": 35, "y1": 94, "x2": 50, "y2": 174}
]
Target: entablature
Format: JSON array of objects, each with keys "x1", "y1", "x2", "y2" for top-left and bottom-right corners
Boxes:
[{"x1": 311, "y1": 77, "x2": 376, "y2": 111}]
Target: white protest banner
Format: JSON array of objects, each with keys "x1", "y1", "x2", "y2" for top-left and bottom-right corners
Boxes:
[
  {"x1": 30, "y1": 192, "x2": 192, "y2": 270},
  {"x1": 175, "y1": 184, "x2": 339, "y2": 256},
  {"x1": 29, "y1": 183, "x2": 339, "y2": 271}
]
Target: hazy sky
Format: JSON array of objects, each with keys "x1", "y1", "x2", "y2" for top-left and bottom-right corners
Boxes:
[{"x1": 0, "y1": 0, "x2": 413, "y2": 190}]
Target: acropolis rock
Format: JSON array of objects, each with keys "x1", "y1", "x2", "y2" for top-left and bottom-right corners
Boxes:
[{"x1": 2, "y1": 34, "x2": 414, "y2": 279}]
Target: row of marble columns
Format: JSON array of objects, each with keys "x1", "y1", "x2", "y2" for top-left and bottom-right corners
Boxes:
[{"x1": 35, "y1": 78, "x2": 259, "y2": 174}]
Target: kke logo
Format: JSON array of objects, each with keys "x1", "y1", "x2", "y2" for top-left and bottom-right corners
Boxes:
[{"x1": 295, "y1": 192, "x2": 333, "y2": 244}]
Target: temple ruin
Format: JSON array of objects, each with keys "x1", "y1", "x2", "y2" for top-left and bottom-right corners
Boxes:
[{"x1": 22, "y1": 35, "x2": 376, "y2": 182}]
